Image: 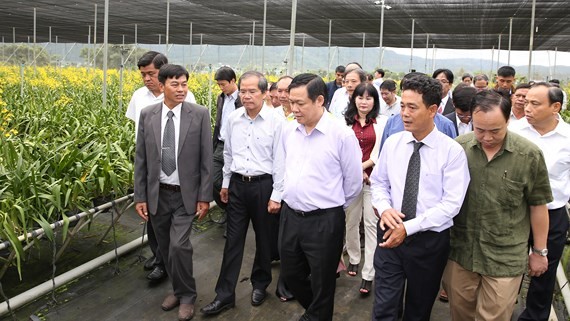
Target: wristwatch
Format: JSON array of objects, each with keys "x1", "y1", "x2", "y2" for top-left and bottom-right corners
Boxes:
[{"x1": 532, "y1": 247, "x2": 548, "y2": 257}]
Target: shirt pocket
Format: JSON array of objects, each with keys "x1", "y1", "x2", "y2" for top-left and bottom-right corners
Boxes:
[{"x1": 497, "y1": 177, "x2": 524, "y2": 210}]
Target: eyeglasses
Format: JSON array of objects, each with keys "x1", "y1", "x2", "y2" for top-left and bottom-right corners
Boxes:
[{"x1": 438, "y1": 79, "x2": 450, "y2": 84}]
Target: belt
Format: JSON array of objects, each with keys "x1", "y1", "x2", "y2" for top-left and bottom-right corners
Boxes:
[
  {"x1": 159, "y1": 183, "x2": 181, "y2": 192},
  {"x1": 287, "y1": 204, "x2": 343, "y2": 217},
  {"x1": 231, "y1": 173, "x2": 272, "y2": 182}
]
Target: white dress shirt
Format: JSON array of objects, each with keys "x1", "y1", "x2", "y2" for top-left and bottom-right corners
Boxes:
[
  {"x1": 380, "y1": 95, "x2": 402, "y2": 117},
  {"x1": 222, "y1": 105, "x2": 285, "y2": 202},
  {"x1": 328, "y1": 87, "x2": 350, "y2": 119},
  {"x1": 455, "y1": 115, "x2": 472, "y2": 135},
  {"x1": 281, "y1": 111, "x2": 363, "y2": 211},
  {"x1": 509, "y1": 117, "x2": 570, "y2": 209},
  {"x1": 159, "y1": 103, "x2": 182, "y2": 186},
  {"x1": 126, "y1": 86, "x2": 196, "y2": 139},
  {"x1": 370, "y1": 127, "x2": 470, "y2": 236},
  {"x1": 218, "y1": 90, "x2": 239, "y2": 141}
]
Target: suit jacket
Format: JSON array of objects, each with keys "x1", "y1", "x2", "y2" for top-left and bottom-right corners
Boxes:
[
  {"x1": 213, "y1": 92, "x2": 242, "y2": 148},
  {"x1": 442, "y1": 97, "x2": 455, "y2": 115},
  {"x1": 445, "y1": 112, "x2": 459, "y2": 136},
  {"x1": 134, "y1": 101, "x2": 213, "y2": 215}
]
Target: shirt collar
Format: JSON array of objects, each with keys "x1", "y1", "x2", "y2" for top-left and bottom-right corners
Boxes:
[
  {"x1": 296, "y1": 108, "x2": 330, "y2": 135},
  {"x1": 403, "y1": 125, "x2": 439, "y2": 148},
  {"x1": 466, "y1": 130, "x2": 514, "y2": 153},
  {"x1": 226, "y1": 90, "x2": 238, "y2": 101},
  {"x1": 162, "y1": 103, "x2": 182, "y2": 119},
  {"x1": 146, "y1": 87, "x2": 164, "y2": 99},
  {"x1": 240, "y1": 104, "x2": 270, "y2": 120}
]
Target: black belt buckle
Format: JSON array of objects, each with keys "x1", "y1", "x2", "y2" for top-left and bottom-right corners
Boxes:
[
  {"x1": 160, "y1": 183, "x2": 181, "y2": 192},
  {"x1": 241, "y1": 175, "x2": 254, "y2": 182}
]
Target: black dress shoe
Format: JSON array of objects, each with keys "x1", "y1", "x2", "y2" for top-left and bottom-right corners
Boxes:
[
  {"x1": 251, "y1": 289, "x2": 267, "y2": 306},
  {"x1": 143, "y1": 256, "x2": 156, "y2": 270},
  {"x1": 275, "y1": 277, "x2": 295, "y2": 302},
  {"x1": 200, "y1": 300, "x2": 234, "y2": 315},
  {"x1": 146, "y1": 266, "x2": 167, "y2": 281}
]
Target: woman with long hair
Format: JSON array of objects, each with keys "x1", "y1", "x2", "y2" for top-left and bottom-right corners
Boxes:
[{"x1": 344, "y1": 83, "x2": 388, "y2": 295}]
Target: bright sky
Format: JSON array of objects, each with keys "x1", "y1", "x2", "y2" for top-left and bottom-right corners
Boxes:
[{"x1": 390, "y1": 47, "x2": 570, "y2": 67}]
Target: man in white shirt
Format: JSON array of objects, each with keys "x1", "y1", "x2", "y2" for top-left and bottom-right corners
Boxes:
[
  {"x1": 373, "y1": 68, "x2": 385, "y2": 87},
  {"x1": 509, "y1": 82, "x2": 570, "y2": 321},
  {"x1": 274, "y1": 76, "x2": 294, "y2": 120},
  {"x1": 379, "y1": 80, "x2": 401, "y2": 117},
  {"x1": 370, "y1": 75, "x2": 470, "y2": 321},
  {"x1": 445, "y1": 85, "x2": 477, "y2": 136},
  {"x1": 201, "y1": 71, "x2": 285, "y2": 316},
  {"x1": 510, "y1": 83, "x2": 531, "y2": 122},
  {"x1": 125, "y1": 51, "x2": 196, "y2": 282}
]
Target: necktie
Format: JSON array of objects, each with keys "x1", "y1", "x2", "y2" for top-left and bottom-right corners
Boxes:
[
  {"x1": 162, "y1": 111, "x2": 176, "y2": 176},
  {"x1": 401, "y1": 141, "x2": 424, "y2": 221}
]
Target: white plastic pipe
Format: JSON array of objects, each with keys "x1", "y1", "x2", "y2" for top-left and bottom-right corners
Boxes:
[
  {"x1": 556, "y1": 262, "x2": 570, "y2": 317},
  {"x1": 0, "y1": 237, "x2": 146, "y2": 316}
]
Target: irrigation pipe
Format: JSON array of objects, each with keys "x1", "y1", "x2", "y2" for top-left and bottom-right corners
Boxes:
[
  {"x1": 557, "y1": 260, "x2": 570, "y2": 316},
  {"x1": 0, "y1": 194, "x2": 134, "y2": 251},
  {"x1": 0, "y1": 236, "x2": 144, "y2": 316}
]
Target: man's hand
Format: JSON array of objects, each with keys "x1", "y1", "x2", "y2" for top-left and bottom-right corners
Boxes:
[
  {"x1": 363, "y1": 171, "x2": 370, "y2": 185},
  {"x1": 379, "y1": 208, "x2": 406, "y2": 231},
  {"x1": 268, "y1": 200, "x2": 281, "y2": 214},
  {"x1": 135, "y1": 202, "x2": 149, "y2": 221},
  {"x1": 196, "y1": 201, "x2": 210, "y2": 221},
  {"x1": 220, "y1": 188, "x2": 229, "y2": 203},
  {"x1": 528, "y1": 253, "x2": 548, "y2": 277},
  {"x1": 379, "y1": 224, "x2": 407, "y2": 248}
]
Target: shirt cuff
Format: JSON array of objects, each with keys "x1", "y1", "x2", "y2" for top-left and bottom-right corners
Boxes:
[
  {"x1": 222, "y1": 177, "x2": 230, "y2": 189},
  {"x1": 403, "y1": 219, "x2": 421, "y2": 236},
  {"x1": 270, "y1": 190, "x2": 282, "y2": 203}
]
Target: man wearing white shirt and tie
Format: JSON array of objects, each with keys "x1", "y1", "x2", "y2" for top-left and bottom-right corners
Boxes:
[{"x1": 370, "y1": 75, "x2": 470, "y2": 321}]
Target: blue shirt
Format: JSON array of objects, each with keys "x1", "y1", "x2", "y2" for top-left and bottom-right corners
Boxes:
[
  {"x1": 325, "y1": 80, "x2": 342, "y2": 108},
  {"x1": 379, "y1": 113, "x2": 457, "y2": 152}
]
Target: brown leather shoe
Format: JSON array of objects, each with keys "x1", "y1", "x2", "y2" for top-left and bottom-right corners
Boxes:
[
  {"x1": 178, "y1": 303, "x2": 194, "y2": 321},
  {"x1": 161, "y1": 294, "x2": 180, "y2": 311}
]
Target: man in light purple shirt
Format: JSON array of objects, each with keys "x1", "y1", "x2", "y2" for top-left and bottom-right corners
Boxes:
[{"x1": 280, "y1": 73, "x2": 363, "y2": 321}]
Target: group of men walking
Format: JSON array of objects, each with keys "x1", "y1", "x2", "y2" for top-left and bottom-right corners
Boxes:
[{"x1": 127, "y1": 50, "x2": 569, "y2": 321}]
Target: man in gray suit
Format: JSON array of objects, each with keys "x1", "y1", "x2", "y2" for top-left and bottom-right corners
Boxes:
[{"x1": 134, "y1": 64, "x2": 213, "y2": 321}]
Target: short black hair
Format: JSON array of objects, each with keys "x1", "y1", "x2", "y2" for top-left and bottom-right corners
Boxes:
[
  {"x1": 497, "y1": 66, "x2": 516, "y2": 77},
  {"x1": 344, "y1": 83, "x2": 380, "y2": 126},
  {"x1": 158, "y1": 64, "x2": 189, "y2": 84},
  {"x1": 269, "y1": 82, "x2": 278, "y2": 91},
  {"x1": 137, "y1": 51, "x2": 168, "y2": 69},
  {"x1": 432, "y1": 68, "x2": 454, "y2": 84},
  {"x1": 549, "y1": 79, "x2": 560, "y2": 85},
  {"x1": 380, "y1": 79, "x2": 397, "y2": 92},
  {"x1": 335, "y1": 65, "x2": 346, "y2": 73},
  {"x1": 375, "y1": 69, "x2": 385, "y2": 77},
  {"x1": 400, "y1": 72, "x2": 426, "y2": 90},
  {"x1": 402, "y1": 75, "x2": 442, "y2": 108},
  {"x1": 238, "y1": 71, "x2": 268, "y2": 94},
  {"x1": 289, "y1": 73, "x2": 327, "y2": 105},
  {"x1": 531, "y1": 82, "x2": 564, "y2": 106},
  {"x1": 514, "y1": 83, "x2": 531, "y2": 92},
  {"x1": 214, "y1": 66, "x2": 236, "y2": 82},
  {"x1": 471, "y1": 90, "x2": 511, "y2": 122},
  {"x1": 452, "y1": 86, "x2": 477, "y2": 112}
]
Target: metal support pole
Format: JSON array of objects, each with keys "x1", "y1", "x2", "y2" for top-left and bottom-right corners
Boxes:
[
  {"x1": 93, "y1": 4, "x2": 97, "y2": 68},
  {"x1": 13, "y1": 27, "x2": 15, "y2": 44},
  {"x1": 166, "y1": 0, "x2": 170, "y2": 53},
  {"x1": 189, "y1": 23, "x2": 193, "y2": 68},
  {"x1": 553, "y1": 47, "x2": 558, "y2": 79},
  {"x1": 158, "y1": 34, "x2": 161, "y2": 45},
  {"x1": 328, "y1": 19, "x2": 332, "y2": 75},
  {"x1": 508, "y1": 17, "x2": 513, "y2": 65},
  {"x1": 379, "y1": 2, "x2": 384, "y2": 68},
  {"x1": 425, "y1": 34, "x2": 429, "y2": 73},
  {"x1": 301, "y1": 33, "x2": 306, "y2": 72},
  {"x1": 409, "y1": 19, "x2": 415, "y2": 72},
  {"x1": 102, "y1": 0, "x2": 109, "y2": 108},
  {"x1": 33, "y1": 8, "x2": 36, "y2": 45},
  {"x1": 49, "y1": 26, "x2": 52, "y2": 43},
  {"x1": 490, "y1": 45, "x2": 495, "y2": 77},
  {"x1": 87, "y1": 25, "x2": 91, "y2": 68},
  {"x1": 288, "y1": 0, "x2": 298, "y2": 75},
  {"x1": 262, "y1": 0, "x2": 267, "y2": 73},
  {"x1": 431, "y1": 44, "x2": 436, "y2": 73},
  {"x1": 528, "y1": 0, "x2": 536, "y2": 80},
  {"x1": 361, "y1": 33, "x2": 366, "y2": 66},
  {"x1": 497, "y1": 34, "x2": 501, "y2": 67},
  {"x1": 252, "y1": 20, "x2": 256, "y2": 68}
]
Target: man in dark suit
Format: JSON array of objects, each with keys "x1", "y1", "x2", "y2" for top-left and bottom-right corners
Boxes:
[
  {"x1": 134, "y1": 64, "x2": 213, "y2": 321},
  {"x1": 433, "y1": 68, "x2": 455, "y2": 115},
  {"x1": 213, "y1": 66, "x2": 242, "y2": 210},
  {"x1": 445, "y1": 85, "x2": 477, "y2": 136}
]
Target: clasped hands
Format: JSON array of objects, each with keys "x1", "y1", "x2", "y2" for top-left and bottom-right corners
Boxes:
[{"x1": 377, "y1": 208, "x2": 407, "y2": 248}]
